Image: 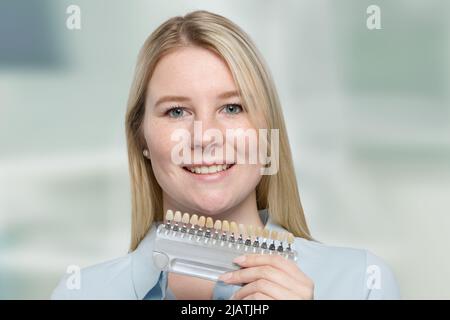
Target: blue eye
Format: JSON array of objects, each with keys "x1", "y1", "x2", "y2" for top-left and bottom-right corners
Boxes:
[
  {"x1": 223, "y1": 104, "x2": 243, "y2": 114},
  {"x1": 166, "y1": 107, "x2": 185, "y2": 118}
]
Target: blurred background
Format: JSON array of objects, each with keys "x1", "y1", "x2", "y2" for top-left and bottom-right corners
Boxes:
[{"x1": 0, "y1": 0, "x2": 449, "y2": 299}]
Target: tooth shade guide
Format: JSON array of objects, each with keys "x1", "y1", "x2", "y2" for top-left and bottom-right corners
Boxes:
[
  {"x1": 268, "y1": 230, "x2": 278, "y2": 250},
  {"x1": 186, "y1": 214, "x2": 197, "y2": 235},
  {"x1": 182, "y1": 213, "x2": 190, "y2": 224},
  {"x1": 246, "y1": 225, "x2": 254, "y2": 238},
  {"x1": 159, "y1": 211, "x2": 297, "y2": 261},
  {"x1": 197, "y1": 216, "x2": 206, "y2": 228},
  {"x1": 278, "y1": 232, "x2": 287, "y2": 243},
  {"x1": 222, "y1": 220, "x2": 230, "y2": 232},
  {"x1": 174, "y1": 211, "x2": 182, "y2": 222},
  {"x1": 212, "y1": 220, "x2": 222, "y2": 240},
  {"x1": 154, "y1": 216, "x2": 298, "y2": 283},
  {"x1": 270, "y1": 230, "x2": 278, "y2": 241},
  {"x1": 287, "y1": 233, "x2": 294, "y2": 251},
  {"x1": 204, "y1": 217, "x2": 214, "y2": 238},
  {"x1": 165, "y1": 210, "x2": 174, "y2": 230},
  {"x1": 196, "y1": 216, "x2": 206, "y2": 234},
  {"x1": 228, "y1": 221, "x2": 237, "y2": 243},
  {"x1": 219, "y1": 220, "x2": 228, "y2": 240},
  {"x1": 244, "y1": 225, "x2": 253, "y2": 246},
  {"x1": 165, "y1": 210, "x2": 174, "y2": 222},
  {"x1": 253, "y1": 226, "x2": 262, "y2": 248},
  {"x1": 230, "y1": 222, "x2": 238, "y2": 234},
  {"x1": 213, "y1": 220, "x2": 222, "y2": 230},
  {"x1": 277, "y1": 232, "x2": 286, "y2": 251},
  {"x1": 238, "y1": 224, "x2": 245, "y2": 236},
  {"x1": 189, "y1": 214, "x2": 198, "y2": 226},
  {"x1": 206, "y1": 217, "x2": 214, "y2": 229},
  {"x1": 287, "y1": 233, "x2": 294, "y2": 244}
]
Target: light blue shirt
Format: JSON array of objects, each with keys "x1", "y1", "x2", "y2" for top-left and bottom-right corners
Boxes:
[{"x1": 51, "y1": 210, "x2": 400, "y2": 299}]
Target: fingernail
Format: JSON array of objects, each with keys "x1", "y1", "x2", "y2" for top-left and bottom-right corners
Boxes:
[
  {"x1": 218, "y1": 272, "x2": 232, "y2": 281},
  {"x1": 233, "y1": 255, "x2": 246, "y2": 264},
  {"x1": 229, "y1": 294, "x2": 236, "y2": 300}
]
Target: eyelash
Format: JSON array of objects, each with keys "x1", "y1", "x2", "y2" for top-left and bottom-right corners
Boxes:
[{"x1": 164, "y1": 103, "x2": 243, "y2": 118}]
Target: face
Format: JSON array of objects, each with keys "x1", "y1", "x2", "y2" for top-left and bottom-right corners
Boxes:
[{"x1": 142, "y1": 46, "x2": 262, "y2": 216}]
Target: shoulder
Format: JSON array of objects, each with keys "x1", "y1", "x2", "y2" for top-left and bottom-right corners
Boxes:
[
  {"x1": 50, "y1": 254, "x2": 136, "y2": 300},
  {"x1": 51, "y1": 224, "x2": 162, "y2": 300},
  {"x1": 294, "y1": 237, "x2": 400, "y2": 299}
]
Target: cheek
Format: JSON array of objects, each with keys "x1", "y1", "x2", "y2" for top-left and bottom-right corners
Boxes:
[
  {"x1": 143, "y1": 120, "x2": 177, "y2": 169},
  {"x1": 238, "y1": 164, "x2": 262, "y2": 190},
  {"x1": 224, "y1": 122, "x2": 263, "y2": 164}
]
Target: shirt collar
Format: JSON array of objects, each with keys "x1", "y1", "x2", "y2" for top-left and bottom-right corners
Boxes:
[
  {"x1": 130, "y1": 209, "x2": 288, "y2": 299},
  {"x1": 130, "y1": 223, "x2": 162, "y2": 299}
]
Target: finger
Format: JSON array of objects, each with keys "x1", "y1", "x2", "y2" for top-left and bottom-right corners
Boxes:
[
  {"x1": 232, "y1": 254, "x2": 310, "y2": 284},
  {"x1": 242, "y1": 293, "x2": 273, "y2": 300},
  {"x1": 231, "y1": 279, "x2": 299, "y2": 300},
  {"x1": 220, "y1": 265, "x2": 303, "y2": 293}
]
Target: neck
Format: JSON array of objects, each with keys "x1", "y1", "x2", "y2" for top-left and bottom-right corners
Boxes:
[{"x1": 162, "y1": 191, "x2": 264, "y2": 229}]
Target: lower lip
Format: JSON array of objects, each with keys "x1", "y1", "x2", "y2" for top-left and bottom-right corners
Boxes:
[{"x1": 182, "y1": 164, "x2": 236, "y2": 182}]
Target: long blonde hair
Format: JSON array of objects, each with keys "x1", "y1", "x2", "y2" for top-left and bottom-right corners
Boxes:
[{"x1": 125, "y1": 10, "x2": 312, "y2": 251}]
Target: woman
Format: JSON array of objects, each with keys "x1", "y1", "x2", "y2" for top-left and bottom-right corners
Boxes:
[{"x1": 52, "y1": 10, "x2": 400, "y2": 300}]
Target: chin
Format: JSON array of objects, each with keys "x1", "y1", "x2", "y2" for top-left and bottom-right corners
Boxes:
[{"x1": 189, "y1": 196, "x2": 233, "y2": 216}]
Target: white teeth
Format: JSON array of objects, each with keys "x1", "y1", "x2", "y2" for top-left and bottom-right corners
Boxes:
[
  {"x1": 208, "y1": 165, "x2": 217, "y2": 173},
  {"x1": 184, "y1": 164, "x2": 233, "y2": 175}
]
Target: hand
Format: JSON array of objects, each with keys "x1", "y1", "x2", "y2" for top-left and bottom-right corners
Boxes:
[{"x1": 218, "y1": 254, "x2": 314, "y2": 300}]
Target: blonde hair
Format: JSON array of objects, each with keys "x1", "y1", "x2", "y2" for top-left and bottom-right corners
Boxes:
[{"x1": 125, "y1": 10, "x2": 312, "y2": 251}]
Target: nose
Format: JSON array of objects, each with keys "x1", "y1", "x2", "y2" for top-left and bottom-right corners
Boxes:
[{"x1": 190, "y1": 110, "x2": 225, "y2": 161}]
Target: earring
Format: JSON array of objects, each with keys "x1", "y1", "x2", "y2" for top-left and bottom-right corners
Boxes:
[{"x1": 143, "y1": 149, "x2": 149, "y2": 158}]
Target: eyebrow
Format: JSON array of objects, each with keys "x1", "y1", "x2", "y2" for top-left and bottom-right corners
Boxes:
[{"x1": 153, "y1": 90, "x2": 240, "y2": 108}]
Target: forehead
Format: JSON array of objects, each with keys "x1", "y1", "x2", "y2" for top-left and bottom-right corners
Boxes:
[{"x1": 146, "y1": 46, "x2": 238, "y2": 102}]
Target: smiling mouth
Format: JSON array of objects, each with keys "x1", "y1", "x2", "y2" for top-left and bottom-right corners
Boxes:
[{"x1": 182, "y1": 164, "x2": 235, "y2": 175}]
